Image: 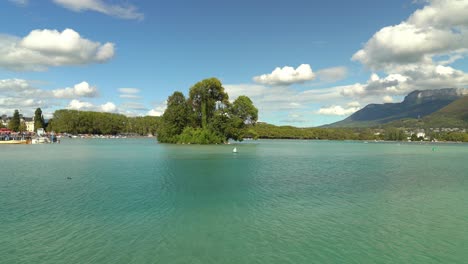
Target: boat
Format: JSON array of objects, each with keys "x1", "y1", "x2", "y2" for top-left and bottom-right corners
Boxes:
[
  {"x1": 31, "y1": 129, "x2": 58, "y2": 144},
  {"x1": 233, "y1": 147, "x2": 238, "y2": 153},
  {"x1": 31, "y1": 137, "x2": 51, "y2": 144},
  {"x1": 0, "y1": 139, "x2": 29, "y2": 144}
]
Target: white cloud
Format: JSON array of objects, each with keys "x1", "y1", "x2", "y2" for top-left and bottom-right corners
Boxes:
[
  {"x1": 100, "y1": 102, "x2": 117, "y2": 112},
  {"x1": 0, "y1": 79, "x2": 45, "y2": 98},
  {"x1": 383, "y1": 96, "x2": 394, "y2": 103},
  {"x1": 336, "y1": 64, "x2": 468, "y2": 103},
  {"x1": 408, "y1": 0, "x2": 468, "y2": 29},
  {"x1": 66, "y1": 99, "x2": 94, "y2": 110},
  {"x1": 316, "y1": 66, "x2": 348, "y2": 82},
  {"x1": 0, "y1": 78, "x2": 156, "y2": 118},
  {"x1": 352, "y1": 22, "x2": 465, "y2": 70},
  {"x1": 352, "y1": 0, "x2": 468, "y2": 76},
  {"x1": 147, "y1": 103, "x2": 166, "y2": 117},
  {"x1": 53, "y1": 0, "x2": 144, "y2": 20},
  {"x1": 253, "y1": 64, "x2": 316, "y2": 86},
  {"x1": 147, "y1": 109, "x2": 163, "y2": 116},
  {"x1": 317, "y1": 105, "x2": 361, "y2": 116},
  {"x1": 0, "y1": 28, "x2": 115, "y2": 71},
  {"x1": 66, "y1": 99, "x2": 117, "y2": 113},
  {"x1": 52, "y1": 81, "x2": 98, "y2": 98},
  {"x1": 347, "y1": 101, "x2": 361, "y2": 107}
]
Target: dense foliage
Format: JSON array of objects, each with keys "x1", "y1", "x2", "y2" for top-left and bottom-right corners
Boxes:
[
  {"x1": 34, "y1": 108, "x2": 46, "y2": 131},
  {"x1": 157, "y1": 78, "x2": 258, "y2": 144},
  {"x1": 253, "y1": 123, "x2": 364, "y2": 140},
  {"x1": 8, "y1": 110, "x2": 21, "y2": 132},
  {"x1": 252, "y1": 123, "x2": 468, "y2": 142},
  {"x1": 48, "y1": 109, "x2": 160, "y2": 135}
]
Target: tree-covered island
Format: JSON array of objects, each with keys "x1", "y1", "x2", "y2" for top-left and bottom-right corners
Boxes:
[{"x1": 157, "y1": 78, "x2": 258, "y2": 144}]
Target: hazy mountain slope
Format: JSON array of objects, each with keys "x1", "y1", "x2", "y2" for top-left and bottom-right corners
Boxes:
[
  {"x1": 387, "y1": 96, "x2": 468, "y2": 128},
  {"x1": 325, "y1": 88, "x2": 467, "y2": 128}
]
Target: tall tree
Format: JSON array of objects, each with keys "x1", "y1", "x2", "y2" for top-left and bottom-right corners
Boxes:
[
  {"x1": 231, "y1": 96, "x2": 258, "y2": 125},
  {"x1": 158, "y1": 91, "x2": 190, "y2": 142},
  {"x1": 8, "y1": 110, "x2": 21, "y2": 132},
  {"x1": 188, "y1": 78, "x2": 229, "y2": 129},
  {"x1": 34, "y1": 108, "x2": 45, "y2": 131}
]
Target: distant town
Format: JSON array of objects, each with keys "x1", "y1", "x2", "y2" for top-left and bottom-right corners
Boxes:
[{"x1": 1, "y1": 114, "x2": 37, "y2": 133}]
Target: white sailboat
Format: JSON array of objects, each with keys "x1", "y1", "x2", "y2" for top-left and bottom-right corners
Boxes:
[{"x1": 232, "y1": 147, "x2": 238, "y2": 153}]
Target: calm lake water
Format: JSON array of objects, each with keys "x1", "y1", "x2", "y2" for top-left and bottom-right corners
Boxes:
[{"x1": 1, "y1": 139, "x2": 467, "y2": 263}]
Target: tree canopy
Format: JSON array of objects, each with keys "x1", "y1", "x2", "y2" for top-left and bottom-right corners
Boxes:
[
  {"x1": 48, "y1": 109, "x2": 160, "y2": 135},
  {"x1": 157, "y1": 78, "x2": 258, "y2": 144},
  {"x1": 34, "y1": 108, "x2": 45, "y2": 131},
  {"x1": 8, "y1": 110, "x2": 20, "y2": 132}
]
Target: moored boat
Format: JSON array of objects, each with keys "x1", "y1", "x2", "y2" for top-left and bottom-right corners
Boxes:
[{"x1": 0, "y1": 139, "x2": 29, "y2": 144}]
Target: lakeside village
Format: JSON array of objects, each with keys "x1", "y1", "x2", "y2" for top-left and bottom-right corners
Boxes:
[
  {"x1": 0, "y1": 113, "x2": 132, "y2": 144},
  {"x1": 0, "y1": 109, "x2": 152, "y2": 144},
  {"x1": 0, "y1": 113, "x2": 59, "y2": 144},
  {"x1": 2, "y1": 109, "x2": 468, "y2": 144}
]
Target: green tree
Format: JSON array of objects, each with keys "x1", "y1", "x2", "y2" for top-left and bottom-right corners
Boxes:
[
  {"x1": 34, "y1": 108, "x2": 45, "y2": 132},
  {"x1": 18, "y1": 122, "x2": 27, "y2": 132},
  {"x1": 157, "y1": 91, "x2": 190, "y2": 142},
  {"x1": 8, "y1": 110, "x2": 21, "y2": 132},
  {"x1": 188, "y1": 78, "x2": 229, "y2": 129},
  {"x1": 158, "y1": 78, "x2": 258, "y2": 144},
  {"x1": 231, "y1": 95, "x2": 258, "y2": 125}
]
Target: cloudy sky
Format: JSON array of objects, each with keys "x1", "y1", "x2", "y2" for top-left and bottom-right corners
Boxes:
[{"x1": 1, "y1": 0, "x2": 467, "y2": 126}]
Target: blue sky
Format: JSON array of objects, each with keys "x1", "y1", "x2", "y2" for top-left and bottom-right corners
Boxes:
[{"x1": 1, "y1": 0, "x2": 467, "y2": 126}]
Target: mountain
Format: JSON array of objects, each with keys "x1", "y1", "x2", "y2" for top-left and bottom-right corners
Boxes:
[
  {"x1": 326, "y1": 88, "x2": 468, "y2": 128},
  {"x1": 386, "y1": 95, "x2": 468, "y2": 128}
]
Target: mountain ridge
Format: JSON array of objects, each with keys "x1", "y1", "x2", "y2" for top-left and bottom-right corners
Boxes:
[{"x1": 325, "y1": 88, "x2": 468, "y2": 128}]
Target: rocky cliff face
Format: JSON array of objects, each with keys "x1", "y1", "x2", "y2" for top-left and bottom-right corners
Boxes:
[{"x1": 403, "y1": 88, "x2": 467, "y2": 105}]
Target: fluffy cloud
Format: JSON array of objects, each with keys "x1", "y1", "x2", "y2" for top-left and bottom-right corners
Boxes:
[
  {"x1": 253, "y1": 64, "x2": 316, "y2": 86},
  {"x1": 349, "y1": 0, "x2": 468, "y2": 103},
  {"x1": 0, "y1": 78, "x2": 107, "y2": 118},
  {"x1": 67, "y1": 99, "x2": 94, "y2": 110},
  {"x1": 408, "y1": 0, "x2": 468, "y2": 29},
  {"x1": 0, "y1": 79, "x2": 46, "y2": 98},
  {"x1": 383, "y1": 96, "x2": 393, "y2": 103},
  {"x1": 100, "y1": 102, "x2": 117, "y2": 112},
  {"x1": 339, "y1": 64, "x2": 468, "y2": 100},
  {"x1": 66, "y1": 99, "x2": 117, "y2": 112},
  {"x1": 147, "y1": 102, "x2": 167, "y2": 116},
  {"x1": 53, "y1": 81, "x2": 98, "y2": 98},
  {"x1": 53, "y1": 0, "x2": 144, "y2": 20},
  {"x1": 0, "y1": 28, "x2": 115, "y2": 71},
  {"x1": 351, "y1": 23, "x2": 465, "y2": 70},
  {"x1": 352, "y1": 0, "x2": 468, "y2": 72}
]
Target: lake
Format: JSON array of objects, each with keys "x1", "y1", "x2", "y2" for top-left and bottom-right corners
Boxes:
[{"x1": 1, "y1": 139, "x2": 467, "y2": 263}]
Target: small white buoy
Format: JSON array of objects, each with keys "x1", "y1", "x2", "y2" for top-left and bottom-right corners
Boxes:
[{"x1": 232, "y1": 147, "x2": 237, "y2": 153}]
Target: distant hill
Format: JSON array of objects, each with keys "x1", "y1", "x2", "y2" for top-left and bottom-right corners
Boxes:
[
  {"x1": 386, "y1": 96, "x2": 468, "y2": 128},
  {"x1": 326, "y1": 88, "x2": 468, "y2": 128}
]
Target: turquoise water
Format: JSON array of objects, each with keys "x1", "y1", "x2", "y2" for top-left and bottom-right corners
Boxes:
[{"x1": 1, "y1": 139, "x2": 467, "y2": 263}]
